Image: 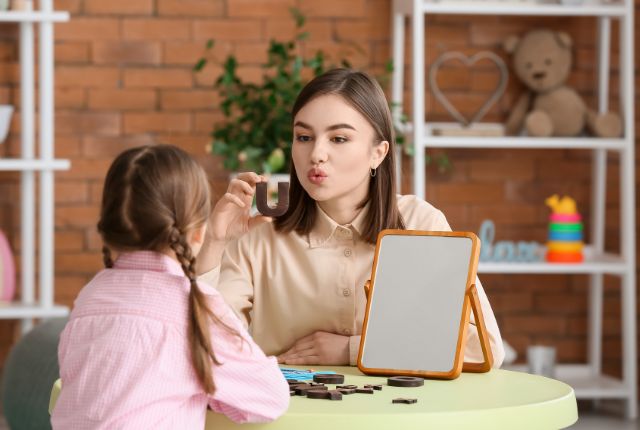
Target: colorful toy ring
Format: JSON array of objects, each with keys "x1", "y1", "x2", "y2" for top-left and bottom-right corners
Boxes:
[
  {"x1": 546, "y1": 251, "x2": 584, "y2": 263},
  {"x1": 549, "y1": 213, "x2": 582, "y2": 223},
  {"x1": 549, "y1": 222, "x2": 583, "y2": 232}
]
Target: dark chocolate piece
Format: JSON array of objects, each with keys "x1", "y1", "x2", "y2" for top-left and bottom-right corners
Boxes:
[
  {"x1": 313, "y1": 374, "x2": 345, "y2": 384},
  {"x1": 387, "y1": 376, "x2": 425, "y2": 387},
  {"x1": 336, "y1": 384, "x2": 357, "y2": 390},
  {"x1": 287, "y1": 379, "x2": 301, "y2": 385},
  {"x1": 356, "y1": 387, "x2": 374, "y2": 394},
  {"x1": 337, "y1": 388, "x2": 356, "y2": 395},
  {"x1": 365, "y1": 384, "x2": 383, "y2": 391},
  {"x1": 255, "y1": 182, "x2": 289, "y2": 217},
  {"x1": 392, "y1": 398, "x2": 418, "y2": 404}
]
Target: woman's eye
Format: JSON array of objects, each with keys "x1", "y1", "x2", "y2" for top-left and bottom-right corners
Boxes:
[
  {"x1": 332, "y1": 136, "x2": 348, "y2": 143},
  {"x1": 296, "y1": 135, "x2": 312, "y2": 142}
]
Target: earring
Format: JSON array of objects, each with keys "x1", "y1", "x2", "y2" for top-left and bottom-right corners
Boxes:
[{"x1": 370, "y1": 167, "x2": 377, "y2": 177}]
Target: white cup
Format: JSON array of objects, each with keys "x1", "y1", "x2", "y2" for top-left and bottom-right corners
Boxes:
[
  {"x1": 0, "y1": 105, "x2": 13, "y2": 144},
  {"x1": 527, "y1": 345, "x2": 556, "y2": 378}
]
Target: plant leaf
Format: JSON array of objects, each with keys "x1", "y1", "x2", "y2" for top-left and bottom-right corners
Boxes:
[
  {"x1": 193, "y1": 58, "x2": 207, "y2": 72},
  {"x1": 290, "y1": 7, "x2": 305, "y2": 28}
]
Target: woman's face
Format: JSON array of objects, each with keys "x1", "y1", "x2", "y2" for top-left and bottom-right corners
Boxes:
[{"x1": 292, "y1": 94, "x2": 388, "y2": 211}]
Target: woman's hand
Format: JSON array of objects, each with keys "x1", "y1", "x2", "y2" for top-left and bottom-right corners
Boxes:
[
  {"x1": 277, "y1": 331, "x2": 350, "y2": 365},
  {"x1": 208, "y1": 172, "x2": 272, "y2": 242}
]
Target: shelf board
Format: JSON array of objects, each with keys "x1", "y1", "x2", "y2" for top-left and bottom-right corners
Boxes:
[
  {"x1": 421, "y1": 135, "x2": 627, "y2": 150},
  {"x1": 504, "y1": 364, "x2": 629, "y2": 399},
  {"x1": 0, "y1": 303, "x2": 69, "y2": 319},
  {"x1": 0, "y1": 11, "x2": 70, "y2": 23},
  {"x1": 398, "y1": 123, "x2": 629, "y2": 150},
  {"x1": 419, "y1": 1, "x2": 626, "y2": 17},
  {"x1": 0, "y1": 159, "x2": 71, "y2": 171},
  {"x1": 479, "y1": 252, "x2": 627, "y2": 275}
]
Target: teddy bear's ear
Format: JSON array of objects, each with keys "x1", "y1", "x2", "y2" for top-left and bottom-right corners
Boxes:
[
  {"x1": 503, "y1": 35, "x2": 520, "y2": 54},
  {"x1": 556, "y1": 32, "x2": 572, "y2": 49}
]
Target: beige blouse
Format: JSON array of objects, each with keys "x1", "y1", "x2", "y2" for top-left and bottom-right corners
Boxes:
[{"x1": 200, "y1": 195, "x2": 505, "y2": 367}]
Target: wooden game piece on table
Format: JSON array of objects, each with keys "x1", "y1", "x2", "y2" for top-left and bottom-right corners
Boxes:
[
  {"x1": 392, "y1": 398, "x2": 418, "y2": 404},
  {"x1": 356, "y1": 387, "x2": 374, "y2": 394},
  {"x1": 387, "y1": 376, "x2": 425, "y2": 387},
  {"x1": 365, "y1": 384, "x2": 383, "y2": 391},
  {"x1": 307, "y1": 389, "x2": 343, "y2": 401},
  {"x1": 295, "y1": 384, "x2": 326, "y2": 396},
  {"x1": 255, "y1": 182, "x2": 289, "y2": 217},
  {"x1": 313, "y1": 374, "x2": 345, "y2": 384},
  {"x1": 289, "y1": 383, "x2": 310, "y2": 388},
  {"x1": 326, "y1": 390, "x2": 343, "y2": 401},
  {"x1": 337, "y1": 388, "x2": 356, "y2": 395},
  {"x1": 336, "y1": 384, "x2": 357, "y2": 390},
  {"x1": 307, "y1": 389, "x2": 331, "y2": 399}
]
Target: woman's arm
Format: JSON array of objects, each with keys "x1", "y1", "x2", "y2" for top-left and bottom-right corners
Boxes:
[
  {"x1": 215, "y1": 239, "x2": 255, "y2": 328},
  {"x1": 464, "y1": 277, "x2": 505, "y2": 368}
]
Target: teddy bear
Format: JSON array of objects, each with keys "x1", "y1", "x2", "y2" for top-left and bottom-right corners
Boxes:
[{"x1": 504, "y1": 29, "x2": 622, "y2": 138}]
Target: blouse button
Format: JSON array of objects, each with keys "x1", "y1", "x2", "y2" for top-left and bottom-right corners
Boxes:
[
  {"x1": 342, "y1": 288, "x2": 351, "y2": 297},
  {"x1": 343, "y1": 328, "x2": 351, "y2": 335},
  {"x1": 344, "y1": 248, "x2": 352, "y2": 257}
]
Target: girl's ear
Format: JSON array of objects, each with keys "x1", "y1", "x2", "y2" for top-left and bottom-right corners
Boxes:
[{"x1": 372, "y1": 140, "x2": 390, "y2": 169}]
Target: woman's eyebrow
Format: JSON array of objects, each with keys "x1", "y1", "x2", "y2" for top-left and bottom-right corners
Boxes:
[
  {"x1": 293, "y1": 121, "x2": 312, "y2": 130},
  {"x1": 293, "y1": 121, "x2": 357, "y2": 132},
  {"x1": 326, "y1": 123, "x2": 356, "y2": 131}
]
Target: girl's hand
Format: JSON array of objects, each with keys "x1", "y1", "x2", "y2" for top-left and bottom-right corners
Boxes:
[
  {"x1": 208, "y1": 172, "x2": 272, "y2": 242},
  {"x1": 277, "y1": 331, "x2": 350, "y2": 365}
]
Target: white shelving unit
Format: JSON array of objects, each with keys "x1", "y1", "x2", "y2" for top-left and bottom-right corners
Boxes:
[
  {"x1": 0, "y1": 4, "x2": 70, "y2": 334},
  {"x1": 391, "y1": 0, "x2": 636, "y2": 419}
]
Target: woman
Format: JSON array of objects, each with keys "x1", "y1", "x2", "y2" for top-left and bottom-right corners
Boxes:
[{"x1": 200, "y1": 68, "x2": 505, "y2": 367}]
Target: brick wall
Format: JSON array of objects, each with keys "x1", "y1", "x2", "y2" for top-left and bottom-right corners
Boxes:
[{"x1": 0, "y1": 0, "x2": 638, "y2": 390}]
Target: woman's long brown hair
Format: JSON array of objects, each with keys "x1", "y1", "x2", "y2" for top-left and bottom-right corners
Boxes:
[
  {"x1": 97, "y1": 144, "x2": 231, "y2": 394},
  {"x1": 274, "y1": 68, "x2": 405, "y2": 243}
]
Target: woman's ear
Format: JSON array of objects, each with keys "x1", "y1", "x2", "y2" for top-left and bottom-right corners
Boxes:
[{"x1": 372, "y1": 140, "x2": 390, "y2": 169}]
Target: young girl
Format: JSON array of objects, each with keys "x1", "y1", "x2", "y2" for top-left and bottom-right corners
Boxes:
[
  {"x1": 206, "y1": 68, "x2": 506, "y2": 367},
  {"x1": 51, "y1": 145, "x2": 289, "y2": 429}
]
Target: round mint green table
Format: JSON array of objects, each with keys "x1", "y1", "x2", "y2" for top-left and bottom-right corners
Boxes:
[
  {"x1": 205, "y1": 366, "x2": 577, "y2": 430},
  {"x1": 49, "y1": 365, "x2": 577, "y2": 429}
]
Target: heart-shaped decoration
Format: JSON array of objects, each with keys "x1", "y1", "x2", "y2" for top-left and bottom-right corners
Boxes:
[{"x1": 429, "y1": 51, "x2": 508, "y2": 126}]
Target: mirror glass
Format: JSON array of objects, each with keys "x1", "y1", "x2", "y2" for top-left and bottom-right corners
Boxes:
[{"x1": 360, "y1": 233, "x2": 475, "y2": 373}]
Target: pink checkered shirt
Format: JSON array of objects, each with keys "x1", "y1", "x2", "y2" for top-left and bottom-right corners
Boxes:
[{"x1": 51, "y1": 251, "x2": 289, "y2": 429}]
